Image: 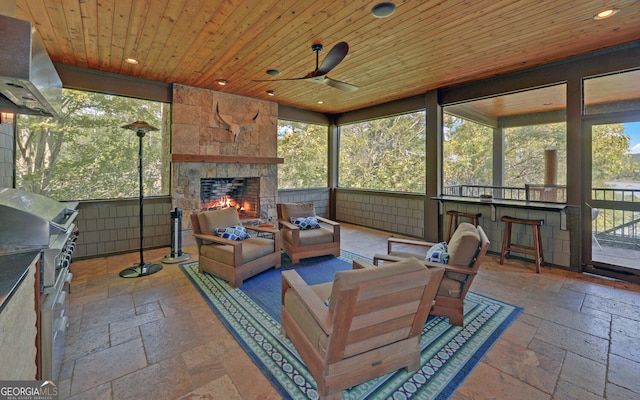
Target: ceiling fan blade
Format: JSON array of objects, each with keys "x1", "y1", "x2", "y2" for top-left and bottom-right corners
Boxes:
[
  {"x1": 315, "y1": 42, "x2": 349, "y2": 76},
  {"x1": 321, "y1": 76, "x2": 358, "y2": 92}
]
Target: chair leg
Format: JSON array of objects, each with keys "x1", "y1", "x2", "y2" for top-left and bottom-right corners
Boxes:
[
  {"x1": 500, "y1": 221, "x2": 511, "y2": 265},
  {"x1": 533, "y1": 224, "x2": 544, "y2": 273}
]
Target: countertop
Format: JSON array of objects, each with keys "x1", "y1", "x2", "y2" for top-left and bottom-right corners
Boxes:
[
  {"x1": 0, "y1": 250, "x2": 40, "y2": 313},
  {"x1": 432, "y1": 195, "x2": 568, "y2": 211}
]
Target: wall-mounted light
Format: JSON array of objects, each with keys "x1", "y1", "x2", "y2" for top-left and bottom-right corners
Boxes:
[
  {"x1": 0, "y1": 112, "x2": 15, "y2": 124},
  {"x1": 217, "y1": 79, "x2": 228, "y2": 86},
  {"x1": 593, "y1": 8, "x2": 619, "y2": 20}
]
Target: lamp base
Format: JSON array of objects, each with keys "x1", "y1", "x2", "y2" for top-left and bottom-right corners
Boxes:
[
  {"x1": 119, "y1": 262, "x2": 163, "y2": 278},
  {"x1": 161, "y1": 253, "x2": 191, "y2": 264}
]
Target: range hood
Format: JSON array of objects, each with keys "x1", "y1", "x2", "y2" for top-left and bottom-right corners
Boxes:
[{"x1": 0, "y1": 14, "x2": 62, "y2": 118}]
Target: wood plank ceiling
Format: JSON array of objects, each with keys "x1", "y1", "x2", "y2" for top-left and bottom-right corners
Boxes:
[{"x1": 14, "y1": 0, "x2": 640, "y2": 115}]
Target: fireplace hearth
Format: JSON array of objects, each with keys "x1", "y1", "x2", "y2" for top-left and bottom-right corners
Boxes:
[{"x1": 200, "y1": 177, "x2": 259, "y2": 218}]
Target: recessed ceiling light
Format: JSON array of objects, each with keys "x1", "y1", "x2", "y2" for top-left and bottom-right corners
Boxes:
[
  {"x1": 217, "y1": 79, "x2": 228, "y2": 86},
  {"x1": 124, "y1": 58, "x2": 139, "y2": 65},
  {"x1": 317, "y1": 100, "x2": 324, "y2": 104},
  {"x1": 593, "y1": 8, "x2": 619, "y2": 20},
  {"x1": 371, "y1": 2, "x2": 396, "y2": 18},
  {"x1": 266, "y1": 69, "x2": 280, "y2": 76},
  {"x1": 266, "y1": 90, "x2": 276, "y2": 96}
]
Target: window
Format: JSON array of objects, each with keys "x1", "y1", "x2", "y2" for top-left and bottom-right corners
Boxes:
[
  {"x1": 15, "y1": 88, "x2": 170, "y2": 201},
  {"x1": 277, "y1": 119, "x2": 328, "y2": 189},
  {"x1": 442, "y1": 113, "x2": 493, "y2": 189},
  {"x1": 443, "y1": 84, "x2": 567, "y2": 202},
  {"x1": 339, "y1": 111, "x2": 426, "y2": 192}
]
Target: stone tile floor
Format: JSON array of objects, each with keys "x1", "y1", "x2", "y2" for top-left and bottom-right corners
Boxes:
[{"x1": 60, "y1": 223, "x2": 640, "y2": 399}]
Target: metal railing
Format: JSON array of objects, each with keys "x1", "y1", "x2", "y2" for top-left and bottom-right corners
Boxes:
[
  {"x1": 593, "y1": 208, "x2": 640, "y2": 249},
  {"x1": 442, "y1": 184, "x2": 567, "y2": 203}
]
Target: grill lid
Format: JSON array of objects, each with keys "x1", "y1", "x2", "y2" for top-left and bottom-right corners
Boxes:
[{"x1": 0, "y1": 188, "x2": 78, "y2": 235}]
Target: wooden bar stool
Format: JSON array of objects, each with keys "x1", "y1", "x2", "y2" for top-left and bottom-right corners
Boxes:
[
  {"x1": 500, "y1": 216, "x2": 545, "y2": 273},
  {"x1": 446, "y1": 210, "x2": 482, "y2": 242}
]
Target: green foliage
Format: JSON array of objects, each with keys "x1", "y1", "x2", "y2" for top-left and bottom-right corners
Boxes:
[
  {"x1": 15, "y1": 89, "x2": 169, "y2": 201},
  {"x1": 591, "y1": 124, "x2": 632, "y2": 187},
  {"x1": 504, "y1": 123, "x2": 567, "y2": 187},
  {"x1": 277, "y1": 120, "x2": 328, "y2": 189},
  {"x1": 339, "y1": 111, "x2": 426, "y2": 192},
  {"x1": 442, "y1": 114, "x2": 493, "y2": 187}
]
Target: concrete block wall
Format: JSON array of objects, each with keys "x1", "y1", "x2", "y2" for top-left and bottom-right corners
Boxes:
[
  {"x1": 277, "y1": 188, "x2": 330, "y2": 218},
  {"x1": 335, "y1": 190, "x2": 424, "y2": 237},
  {"x1": 441, "y1": 202, "x2": 570, "y2": 268},
  {"x1": 74, "y1": 197, "x2": 172, "y2": 259}
]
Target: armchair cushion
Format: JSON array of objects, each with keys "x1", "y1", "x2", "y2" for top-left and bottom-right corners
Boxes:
[
  {"x1": 283, "y1": 282, "x2": 332, "y2": 356},
  {"x1": 281, "y1": 226, "x2": 334, "y2": 246},
  {"x1": 446, "y1": 222, "x2": 481, "y2": 282},
  {"x1": 197, "y1": 208, "x2": 241, "y2": 235},
  {"x1": 290, "y1": 216, "x2": 321, "y2": 230},
  {"x1": 280, "y1": 202, "x2": 317, "y2": 220},
  {"x1": 200, "y1": 237, "x2": 275, "y2": 265},
  {"x1": 215, "y1": 224, "x2": 251, "y2": 241}
]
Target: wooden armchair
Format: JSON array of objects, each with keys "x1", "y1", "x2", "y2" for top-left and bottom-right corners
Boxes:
[
  {"x1": 374, "y1": 223, "x2": 490, "y2": 326},
  {"x1": 276, "y1": 202, "x2": 340, "y2": 263},
  {"x1": 191, "y1": 208, "x2": 281, "y2": 287},
  {"x1": 281, "y1": 257, "x2": 444, "y2": 399}
]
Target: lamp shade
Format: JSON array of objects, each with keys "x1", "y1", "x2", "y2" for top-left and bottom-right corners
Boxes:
[{"x1": 121, "y1": 120, "x2": 158, "y2": 133}]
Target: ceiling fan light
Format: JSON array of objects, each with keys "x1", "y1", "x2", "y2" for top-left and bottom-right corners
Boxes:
[
  {"x1": 593, "y1": 8, "x2": 619, "y2": 20},
  {"x1": 371, "y1": 2, "x2": 396, "y2": 18}
]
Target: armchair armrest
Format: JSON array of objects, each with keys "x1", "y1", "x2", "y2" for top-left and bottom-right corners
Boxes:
[
  {"x1": 352, "y1": 258, "x2": 375, "y2": 270},
  {"x1": 388, "y1": 236, "x2": 438, "y2": 254},
  {"x1": 436, "y1": 263, "x2": 478, "y2": 276},
  {"x1": 278, "y1": 220, "x2": 299, "y2": 230},
  {"x1": 193, "y1": 233, "x2": 242, "y2": 248},
  {"x1": 281, "y1": 270, "x2": 333, "y2": 334},
  {"x1": 316, "y1": 216, "x2": 339, "y2": 226},
  {"x1": 373, "y1": 253, "x2": 477, "y2": 277},
  {"x1": 244, "y1": 225, "x2": 278, "y2": 234}
]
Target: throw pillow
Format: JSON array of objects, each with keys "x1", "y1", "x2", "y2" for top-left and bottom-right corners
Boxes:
[
  {"x1": 290, "y1": 216, "x2": 320, "y2": 230},
  {"x1": 425, "y1": 241, "x2": 449, "y2": 264},
  {"x1": 215, "y1": 224, "x2": 251, "y2": 241}
]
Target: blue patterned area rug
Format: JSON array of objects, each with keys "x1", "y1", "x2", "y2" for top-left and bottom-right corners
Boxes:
[{"x1": 181, "y1": 251, "x2": 522, "y2": 400}]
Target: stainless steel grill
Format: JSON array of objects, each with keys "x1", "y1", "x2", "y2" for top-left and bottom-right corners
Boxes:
[{"x1": 0, "y1": 188, "x2": 79, "y2": 380}]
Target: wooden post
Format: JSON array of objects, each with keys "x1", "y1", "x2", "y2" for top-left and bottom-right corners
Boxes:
[{"x1": 544, "y1": 149, "x2": 558, "y2": 201}]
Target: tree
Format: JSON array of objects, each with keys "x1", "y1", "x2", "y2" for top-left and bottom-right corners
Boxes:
[
  {"x1": 277, "y1": 120, "x2": 328, "y2": 189},
  {"x1": 339, "y1": 111, "x2": 426, "y2": 192},
  {"x1": 504, "y1": 123, "x2": 567, "y2": 187},
  {"x1": 442, "y1": 114, "x2": 493, "y2": 187},
  {"x1": 15, "y1": 89, "x2": 168, "y2": 201}
]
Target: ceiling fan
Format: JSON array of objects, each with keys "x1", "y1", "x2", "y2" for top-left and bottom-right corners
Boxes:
[{"x1": 255, "y1": 42, "x2": 358, "y2": 92}]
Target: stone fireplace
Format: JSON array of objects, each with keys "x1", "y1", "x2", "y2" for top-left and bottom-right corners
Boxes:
[
  {"x1": 200, "y1": 177, "x2": 260, "y2": 218},
  {"x1": 170, "y1": 84, "x2": 282, "y2": 230}
]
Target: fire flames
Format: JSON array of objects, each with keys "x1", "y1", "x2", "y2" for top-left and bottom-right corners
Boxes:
[{"x1": 202, "y1": 195, "x2": 249, "y2": 216}]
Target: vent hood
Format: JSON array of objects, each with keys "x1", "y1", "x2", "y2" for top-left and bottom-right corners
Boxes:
[{"x1": 0, "y1": 14, "x2": 62, "y2": 118}]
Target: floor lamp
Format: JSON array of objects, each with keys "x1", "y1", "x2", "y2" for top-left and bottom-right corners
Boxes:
[{"x1": 119, "y1": 120, "x2": 163, "y2": 278}]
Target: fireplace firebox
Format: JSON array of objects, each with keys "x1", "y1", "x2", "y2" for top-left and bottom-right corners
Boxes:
[{"x1": 200, "y1": 177, "x2": 259, "y2": 218}]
